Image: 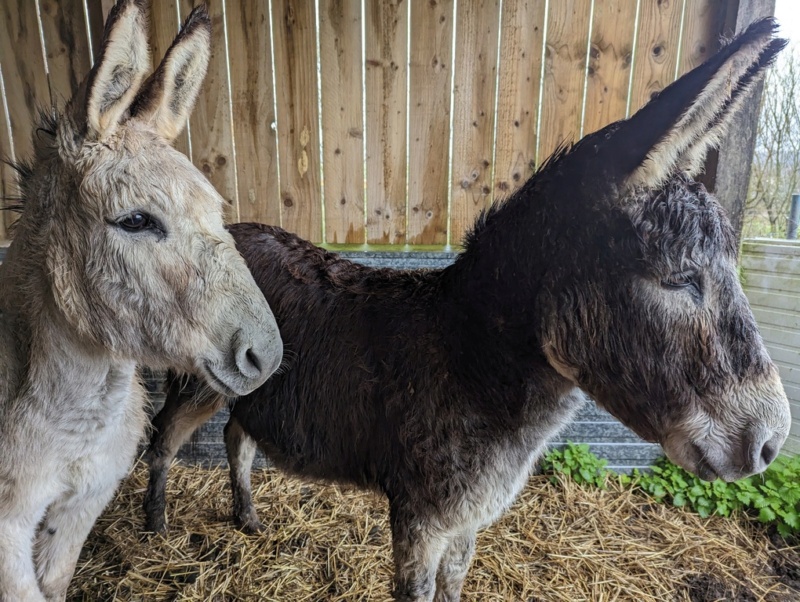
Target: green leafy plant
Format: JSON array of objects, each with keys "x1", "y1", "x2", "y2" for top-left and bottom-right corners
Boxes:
[
  {"x1": 540, "y1": 442, "x2": 628, "y2": 489},
  {"x1": 541, "y1": 445, "x2": 800, "y2": 537},
  {"x1": 634, "y1": 455, "x2": 800, "y2": 537}
]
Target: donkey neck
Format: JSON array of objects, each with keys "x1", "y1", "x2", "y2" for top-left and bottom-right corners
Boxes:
[
  {"x1": 0, "y1": 242, "x2": 136, "y2": 419},
  {"x1": 443, "y1": 181, "x2": 562, "y2": 359}
]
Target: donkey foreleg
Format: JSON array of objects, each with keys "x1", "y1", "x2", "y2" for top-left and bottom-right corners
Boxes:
[
  {"x1": 0, "y1": 516, "x2": 48, "y2": 602},
  {"x1": 0, "y1": 464, "x2": 60, "y2": 602},
  {"x1": 143, "y1": 378, "x2": 224, "y2": 534},
  {"x1": 224, "y1": 415, "x2": 263, "y2": 533},
  {"x1": 34, "y1": 481, "x2": 119, "y2": 601},
  {"x1": 434, "y1": 531, "x2": 476, "y2": 602},
  {"x1": 389, "y1": 506, "x2": 449, "y2": 602}
]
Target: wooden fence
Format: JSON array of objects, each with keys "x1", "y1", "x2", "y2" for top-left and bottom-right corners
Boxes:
[{"x1": 0, "y1": 0, "x2": 741, "y2": 247}]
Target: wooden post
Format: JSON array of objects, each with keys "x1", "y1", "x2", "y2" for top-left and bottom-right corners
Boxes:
[
  {"x1": 788, "y1": 194, "x2": 800, "y2": 240},
  {"x1": 713, "y1": 0, "x2": 777, "y2": 243}
]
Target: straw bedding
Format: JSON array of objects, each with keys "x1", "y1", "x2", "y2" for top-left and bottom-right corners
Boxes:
[{"x1": 67, "y1": 462, "x2": 799, "y2": 601}]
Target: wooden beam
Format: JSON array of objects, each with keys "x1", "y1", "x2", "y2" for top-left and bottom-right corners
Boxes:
[{"x1": 713, "y1": 0, "x2": 776, "y2": 242}]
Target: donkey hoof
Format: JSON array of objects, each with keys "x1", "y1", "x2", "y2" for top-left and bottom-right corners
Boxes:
[
  {"x1": 237, "y1": 517, "x2": 266, "y2": 535},
  {"x1": 143, "y1": 517, "x2": 168, "y2": 536}
]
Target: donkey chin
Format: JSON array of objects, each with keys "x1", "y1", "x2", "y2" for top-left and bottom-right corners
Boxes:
[{"x1": 661, "y1": 378, "x2": 791, "y2": 482}]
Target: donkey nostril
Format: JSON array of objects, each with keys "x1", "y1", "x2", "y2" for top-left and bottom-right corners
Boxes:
[
  {"x1": 760, "y1": 440, "x2": 778, "y2": 467},
  {"x1": 244, "y1": 347, "x2": 261, "y2": 373}
]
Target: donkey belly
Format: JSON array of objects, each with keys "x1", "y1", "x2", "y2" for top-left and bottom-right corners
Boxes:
[{"x1": 234, "y1": 392, "x2": 385, "y2": 488}]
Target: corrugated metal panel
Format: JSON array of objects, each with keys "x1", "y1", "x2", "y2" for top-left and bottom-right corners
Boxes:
[{"x1": 742, "y1": 239, "x2": 800, "y2": 457}]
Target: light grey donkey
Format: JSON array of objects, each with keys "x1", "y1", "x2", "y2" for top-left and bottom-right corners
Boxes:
[{"x1": 0, "y1": 2, "x2": 282, "y2": 600}]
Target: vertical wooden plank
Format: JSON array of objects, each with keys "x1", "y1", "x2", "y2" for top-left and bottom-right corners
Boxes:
[
  {"x1": 582, "y1": 0, "x2": 638, "y2": 136},
  {"x1": 492, "y1": 0, "x2": 546, "y2": 200},
  {"x1": 450, "y1": 0, "x2": 501, "y2": 244},
  {"x1": 85, "y1": 0, "x2": 108, "y2": 63},
  {"x1": 319, "y1": 0, "x2": 364, "y2": 244},
  {"x1": 365, "y1": 0, "x2": 407, "y2": 245},
  {"x1": 677, "y1": 0, "x2": 732, "y2": 75},
  {"x1": 0, "y1": 0, "x2": 47, "y2": 235},
  {"x1": 179, "y1": 0, "x2": 238, "y2": 221},
  {"x1": 628, "y1": 0, "x2": 683, "y2": 113},
  {"x1": 38, "y1": 0, "x2": 93, "y2": 104},
  {"x1": 0, "y1": 65, "x2": 13, "y2": 241},
  {"x1": 149, "y1": 0, "x2": 191, "y2": 158},
  {"x1": 226, "y1": 0, "x2": 281, "y2": 226},
  {"x1": 538, "y1": 0, "x2": 592, "y2": 162},
  {"x1": 677, "y1": 0, "x2": 735, "y2": 193},
  {"x1": 407, "y1": 0, "x2": 453, "y2": 246},
  {"x1": 272, "y1": 0, "x2": 322, "y2": 241},
  {"x1": 0, "y1": 0, "x2": 48, "y2": 168}
]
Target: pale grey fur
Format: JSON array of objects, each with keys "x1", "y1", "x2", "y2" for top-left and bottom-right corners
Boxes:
[{"x1": 0, "y1": 3, "x2": 282, "y2": 600}]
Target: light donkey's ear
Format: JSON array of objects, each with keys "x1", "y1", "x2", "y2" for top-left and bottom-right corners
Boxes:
[
  {"x1": 85, "y1": 0, "x2": 151, "y2": 141},
  {"x1": 129, "y1": 6, "x2": 211, "y2": 142},
  {"x1": 603, "y1": 18, "x2": 785, "y2": 194}
]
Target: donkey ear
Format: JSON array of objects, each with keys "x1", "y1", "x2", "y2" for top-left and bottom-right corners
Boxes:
[
  {"x1": 603, "y1": 18, "x2": 785, "y2": 194},
  {"x1": 85, "y1": 0, "x2": 151, "y2": 141},
  {"x1": 129, "y1": 6, "x2": 211, "y2": 142}
]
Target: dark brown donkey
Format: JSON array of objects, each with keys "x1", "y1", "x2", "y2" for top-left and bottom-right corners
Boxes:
[{"x1": 144, "y1": 21, "x2": 790, "y2": 602}]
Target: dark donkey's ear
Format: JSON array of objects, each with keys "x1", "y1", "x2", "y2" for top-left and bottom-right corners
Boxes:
[
  {"x1": 84, "y1": 0, "x2": 151, "y2": 141},
  {"x1": 129, "y1": 6, "x2": 211, "y2": 142},
  {"x1": 600, "y1": 18, "x2": 785, "y2": 196}
]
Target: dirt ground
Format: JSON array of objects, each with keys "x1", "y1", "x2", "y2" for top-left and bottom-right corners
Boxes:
[{"x1": 67, "y1": 462, "x2": 800, "y2": 601}]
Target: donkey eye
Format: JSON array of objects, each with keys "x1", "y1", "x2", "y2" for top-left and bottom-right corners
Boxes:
[
  {"x1": 114, "y1": 211, "x2": 163, "y2": 235},
  {"x1": 661, "y1": 273, "x2": 701, "y2": 296}
]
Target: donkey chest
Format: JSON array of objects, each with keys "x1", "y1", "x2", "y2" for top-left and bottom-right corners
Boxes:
[
  {"x1": 450, "y1": 440, "x2": 543, "y2": 530},
  {"x1": 59, "y1": 372, "x2": 146, "y2": 487},
  {"x1": 438, "y1": 388, "x2": 588, "y2": 531},
  {"x1": 42, "y1": 366, "x2": 145, "y2": 470}
]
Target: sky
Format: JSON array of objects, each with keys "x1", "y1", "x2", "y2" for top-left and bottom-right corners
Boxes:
[{"x1": 775, "y1": 0, "x2": 800, "y2": 45}]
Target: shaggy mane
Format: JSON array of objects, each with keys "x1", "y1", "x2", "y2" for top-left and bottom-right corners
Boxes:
[
  {"x1": 1, "y1": 108, "x2": 59, "y2": 217},
  {"x1": 461, "y1": 141, "x2": 572, "y2": 252}
]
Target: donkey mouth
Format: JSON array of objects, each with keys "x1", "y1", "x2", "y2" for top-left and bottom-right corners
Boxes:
[
  {"x1": 200, "y1": 361, "x2": 240, "y2": 398},
  {"x1": 692, "y1": 449, "x2": 720, "y2": 482}
]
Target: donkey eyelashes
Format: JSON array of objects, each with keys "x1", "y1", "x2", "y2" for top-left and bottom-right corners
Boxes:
[
  {"x1": 111, "y1": 210, "x2": 166, "y2": 237},
  {"x1": 661, "y1": 272, "x2": 703, "y2": 300}
]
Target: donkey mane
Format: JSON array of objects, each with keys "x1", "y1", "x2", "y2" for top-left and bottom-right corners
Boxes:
[
  {"x1": 2, "y1": 109, "x2": 61, "y2": 218},
  {"x1": 461, "y1": 142, "x2": 571, "y2": 251}
]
